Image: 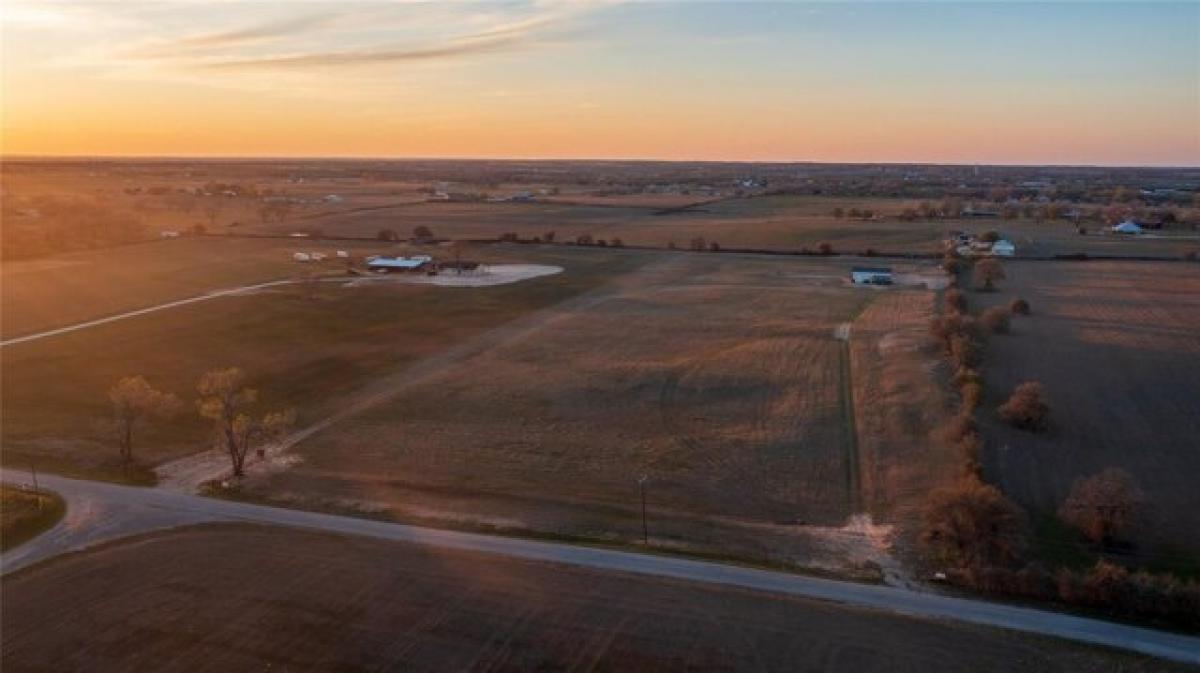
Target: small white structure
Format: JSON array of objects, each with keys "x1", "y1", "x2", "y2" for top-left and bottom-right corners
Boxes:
[
  {"x1": 990, "y1": 240, "x2": 1016, "y2": 257},
  {"x1": 367, "y1": 256, "x2": 431, "y2": 273},
  {"x1": 160, "y1": 230, "x2": 180, "y2": 238},
  {"x1": 1112, "y1": 221, "x2": 1142, "y2": 235},
  {"x1": 323, "y1": 194, "x2": 343, "y2": 203},
  {"x1": 310, "y1": 252, "x2": 327, "y2": 261},
  {"x1": 289, "y1": 232, "x2": 309, "y2": 238},
  {"x1": 850, "y1": 266, "x2": 893, "y2": 285},
  {"x1": 293, "y1": 252, "x2": 312, "y2": 262},
  {"x1": 336, "y1": 250, "x2": 349, "y2": 258}
]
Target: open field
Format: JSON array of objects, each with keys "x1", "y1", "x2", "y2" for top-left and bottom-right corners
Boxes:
[
  {"x1": 1, "y1": 524, "x2": 1184, "y2": 673},
  {"x1": 1, "y1": 244, "x2": 647, "y2": 482},
  {"x1": 0, "y1": 237, "x2": 402, "y2": 339},
  {"x1": 235, "y1": 253, "x2": 950, "y2": 570},
  {"x1": 0, "y1": 487, "x2": 64, "y2": 552},
  {"x1": 253, "y1": 194, "x2": 1200, "y2": 259},
  {"x1": 975, "y1": 261, "x2": 1200, "y2": 563}
]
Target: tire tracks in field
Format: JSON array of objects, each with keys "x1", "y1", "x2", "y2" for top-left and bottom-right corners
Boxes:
[
  {"x1": 158, "y1": 255, "x2": 687, "y2": 490},
  {"x1": 834, "y1": 326, "x2": 862, "y2": 513}
]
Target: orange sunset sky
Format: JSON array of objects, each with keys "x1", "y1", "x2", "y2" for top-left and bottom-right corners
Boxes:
[{"x1": 2, "y1": 1, "x2": 1198, "y2": 165}]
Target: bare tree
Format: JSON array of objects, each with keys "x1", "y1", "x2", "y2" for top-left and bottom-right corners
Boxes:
[
  {"x1": 1059, "y1": 468, "x2": 1143, "y2": 548},
  {"x1": 921, "y1": 477, "x2": 1027, "y2": 569},
  {"x1": 197, "y1": 367, "x2": 294, "y2": 478},
  {"x1": 974, "y1": 258, "x2": 1006, "y2": 291},
  {"x1": 108, "y1": 376, "x2": 180, "y2": 465}
]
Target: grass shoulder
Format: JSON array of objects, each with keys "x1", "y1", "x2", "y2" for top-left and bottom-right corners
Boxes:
[{"x1": 1, "y1": 485, "x2": 66, "y2": 552}]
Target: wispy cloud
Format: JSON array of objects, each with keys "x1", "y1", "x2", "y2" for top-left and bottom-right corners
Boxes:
[
  {"x1": 144, "y1": 13, "x2": 340, "y2": 54},
  {"x1": 196, "y1": 23, "x2": 540, "y2": 71},
  {"x1": 120, "y1": 2, "x2": 601, "y2": 73}
]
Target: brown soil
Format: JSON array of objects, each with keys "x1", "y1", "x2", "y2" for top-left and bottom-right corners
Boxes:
[{"x1": 1, "y1": 524, "x2": 1181, "y2": 673}]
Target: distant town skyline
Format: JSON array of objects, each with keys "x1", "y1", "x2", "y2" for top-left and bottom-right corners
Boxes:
[{"x1": 2, "y1": 1, "x2": 1197, "y2": 166}]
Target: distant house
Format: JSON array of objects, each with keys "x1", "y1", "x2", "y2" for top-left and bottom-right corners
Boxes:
[
  {"x1": 367, "y1": 255, "x2": 432, "y2": 273},
  {"x1": 850, "y1": 267, "x2": 893, "y2": 285},
  {"x1": 293, "y1": 252, "x2": 312, "y2": 262},
  {"x1": 1112, "y1": 221, "x2": 1142, "y2": 235},
  {"x1": 961, "y1": 206, "x2": 1000, "y2": 218},
  {"x1": 991, "y1": 240, "x2": 1016, "y2": 257}
]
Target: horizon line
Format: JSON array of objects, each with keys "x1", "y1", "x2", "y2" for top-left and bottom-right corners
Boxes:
[{"x1": 2, "y1": 153, "x2": 1197, "y2": 171}]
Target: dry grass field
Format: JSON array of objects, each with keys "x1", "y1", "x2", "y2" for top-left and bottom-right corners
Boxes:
[
  {"x1": 975, "y1": 261, "x2": 1200, "y2": 563},
  {"x1": 1, "y1": 237, "x2": 395, "y2": 338},
  {"x1": 850, "y1": 291, "x2": 960, "y2": 524},
  {"x1": 258, "y1": 195, "x2": 955, "y2": 253},
  {"x1": 1, "y1": 244, "x2": 647, "y2": 482},
  {"x1": 237, "y1": 254, "x2": 950, "y2": 569},
  {"x1": 0, "y1": 524, "x2": 1181, "y2": 673}
]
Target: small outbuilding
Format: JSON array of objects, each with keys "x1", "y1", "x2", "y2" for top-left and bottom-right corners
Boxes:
[
  {"x1": 850, "y1": 266, "x2": 893, "y2": 285},
  {"x1": 991, "y1": 240, "x2": 1016, "y2": 257},
  {"x1": 1112, "y1": 221, "x2": 1142, "y2": 235},
  {"x1": 367, "y1": 256, "x2": 430, "y2": 273}
]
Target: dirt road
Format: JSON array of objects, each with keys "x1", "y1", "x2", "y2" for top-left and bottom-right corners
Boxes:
[{"x1": 3, "y1": 472, "x2": 1197, "y2": 666}]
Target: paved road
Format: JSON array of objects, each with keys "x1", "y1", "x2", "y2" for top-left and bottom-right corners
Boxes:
[{"x1": 2, "y1": 472, "x2": 1198, "y2": 666}]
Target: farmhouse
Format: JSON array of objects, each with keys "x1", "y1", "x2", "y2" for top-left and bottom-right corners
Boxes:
[
  {"x1": 850, "y1": 266, "x2": 893, "y2": 285},
  {"x1": 367, "y1": 255, "x2": 432, "y2": 273}
]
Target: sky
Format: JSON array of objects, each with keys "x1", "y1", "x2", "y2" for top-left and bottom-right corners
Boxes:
[{"x1": 2, "y1": 1, "x2": 1197, "y2": 165}]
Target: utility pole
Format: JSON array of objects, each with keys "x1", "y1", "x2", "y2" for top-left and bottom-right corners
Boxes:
[
  {"x1": 638, "y1": 474, "x2": 649, "y2": 545},
  {"x1": 31, "y1": 462, "x2": 41, "y2": 509}
]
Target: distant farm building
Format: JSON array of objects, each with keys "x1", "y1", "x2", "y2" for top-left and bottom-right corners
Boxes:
[
  {"x1": 850, "y1": 267, "x2": 893, "y2": 285},
  {"x1": 160, "y1": 230, "x2": 180, "y2": 238},
  {"x1": 367, "y1": 255, "x2": 432, "y2": 273},
  {"x1": 991, "y1": 240, "x2": 1016, "y2": 256},
  {"x1": 1112, "y1": 221, "x2": 1142, "y2": 235},
  {"x1": 293, "y1": 252, "x2": 312, "y2": 262}
]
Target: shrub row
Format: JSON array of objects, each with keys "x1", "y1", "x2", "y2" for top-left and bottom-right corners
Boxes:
[{"x1": 944, "y1": 561, "x2": 1200, "y2": 631}]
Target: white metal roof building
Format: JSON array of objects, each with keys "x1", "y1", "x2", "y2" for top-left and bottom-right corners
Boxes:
[
  {"x1": 367, "y1": 256, "x2": 430, "y2": 271},
  {"x1": 991, "y1": 240, "x2": 1016, "y2": 256},
  {"x1": 850, "y1": 267, "x2": 893, "y2": 285}
]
